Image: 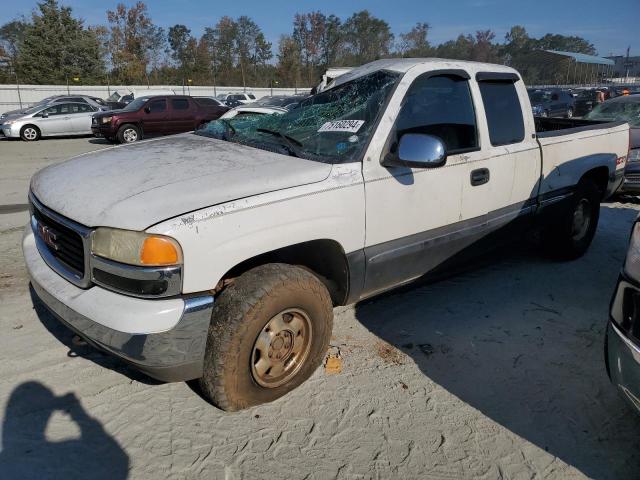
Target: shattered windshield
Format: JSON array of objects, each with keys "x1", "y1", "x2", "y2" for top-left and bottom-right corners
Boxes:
[
  {"x1": 586, "y1": 100, "x2": 640, "y2": 127},
  {"x1": 195, "y1": 70, "x2": 400, "y2": 162}
]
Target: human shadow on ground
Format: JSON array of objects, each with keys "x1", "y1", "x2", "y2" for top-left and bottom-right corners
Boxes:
[
  {"x1": 29, "y1": 286, "x2": 161, "y2": 385},
  {"x1": 0, "y1": 381, "x2": 129, "y2": 479},
  {"x1": 354, "y1": 205, "x2": 640, "y2": 480}
]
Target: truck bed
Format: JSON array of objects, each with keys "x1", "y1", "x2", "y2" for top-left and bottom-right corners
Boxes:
[{"x1": 534, "y1": 117, "x2": 627, "y2": 137}]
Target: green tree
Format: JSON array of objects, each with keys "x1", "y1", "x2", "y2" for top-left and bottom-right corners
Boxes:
[
  {"x1": 168, "y1": 24, "x2": 194, "y2": 76},
  {"x1": 276, "y1": 34, "x2": 302, "y2": 87},
  {"x1": 17, "y1": 0, "x2": 104, "y2": 84},
  {"x1": 398, "y1": 22, "x2": 432, "y2": 57},
  {"x1": 341, "y1": 11, "x2": 393, "y2": 65}
]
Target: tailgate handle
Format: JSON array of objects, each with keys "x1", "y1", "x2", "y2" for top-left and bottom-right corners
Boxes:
[{"x1": 470, "y1": 168, "x2": 490, "y2": 186}]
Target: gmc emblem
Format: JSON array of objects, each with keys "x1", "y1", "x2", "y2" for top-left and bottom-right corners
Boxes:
[{"x1": 37, "y1": 222, "x2": 59, "y2": 251}]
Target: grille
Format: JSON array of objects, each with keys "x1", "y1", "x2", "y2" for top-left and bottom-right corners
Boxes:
[
  {"x1": 626, "y1": 173, "x2": 640, "y2": 183},
  {"x1": 32, "y1": 204, "x2": 85, "y2": 276}
]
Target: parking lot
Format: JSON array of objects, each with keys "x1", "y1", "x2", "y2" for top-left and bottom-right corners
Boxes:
[{"x1": 2, "y1": 136, "x2": 640, "y2": 479}]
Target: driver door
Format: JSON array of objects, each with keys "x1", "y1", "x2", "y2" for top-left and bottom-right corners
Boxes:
[
  {"x1": 141, "y1": 99, "x2": 168, "y2": 135},
  {"x1": 361, "y1": 71, "x2": 486, "y2": 297}
]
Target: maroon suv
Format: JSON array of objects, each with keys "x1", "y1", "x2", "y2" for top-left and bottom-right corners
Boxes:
[{"x1": 91, "y1": 95, "x2": 228, "y2": 143}]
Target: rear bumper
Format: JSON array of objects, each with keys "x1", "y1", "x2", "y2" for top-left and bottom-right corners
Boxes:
[{"x1": 23, "y1": 228, "x2": 214, "y2": 382}]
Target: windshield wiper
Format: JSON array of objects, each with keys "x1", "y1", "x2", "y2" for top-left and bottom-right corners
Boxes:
[{"x1": 256, "y1": 128, "x2": 303, "y2": 156}]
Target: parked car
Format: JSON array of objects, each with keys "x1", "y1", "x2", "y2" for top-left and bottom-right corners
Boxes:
[
  {"x1": 573, "y1": 89, "x2": 605, "y2": 117},
  {"x1": 1, "y1": 95, "x2": 110, "y2": 118},
  {"x1": 219, "y1": 96, "x2": 304, "y2": 120},
  {"x1": 104, "y1": 89, "x2": 175, "y2": 110},
  {"x1": 218, "y1": 93, "x2": 256, "y2": 107},
  {"x1": 528, "y1": 88, "x2": 575, "y2": 117},
  {"x1": 585, "y1": 95, "x2": 640, "y2": 193},
  {"x1": 91, "y1": 95, "x2": 227, "y2": 143},
  {"x1": 1, "y1": 102, "x2": 100, "y2": 141},
  {"x1": 606, "y1": 216, "x2": 640, "y2": 412},
  {"x1": 23, "y1": 59, "x2": 630, "y2": 411}
]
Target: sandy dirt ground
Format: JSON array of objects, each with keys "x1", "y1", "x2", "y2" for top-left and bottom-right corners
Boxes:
[{"x1": 1, "y1": 136, "x2": 640, "y2": 479}]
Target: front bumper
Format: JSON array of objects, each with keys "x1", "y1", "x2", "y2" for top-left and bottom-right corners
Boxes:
[
  {"x1": 91, "y1": 123, "x2": 116, "y2": 137},
  {"x1": 1, "y1": 124, "x2": 18, "y2": 138},
  {"x1": 23, "y1": 228, "x2": 214, "y2": 382},
  {"x1": 618, "y1": 167, "x2": 640, "y2": 194},
  {"x1": 607, "y1": 275, "x2": 640, "y2": 412}
]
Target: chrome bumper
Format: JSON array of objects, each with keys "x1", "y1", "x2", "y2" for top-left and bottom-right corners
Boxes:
[{"x1": 24, "y1": 228, "x2": 214, "y2": 382}]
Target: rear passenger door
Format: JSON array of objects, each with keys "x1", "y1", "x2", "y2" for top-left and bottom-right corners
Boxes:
[
  {"x1": 69, "y1": 103, "x2": 97, "y2": 133},
  {"x1": 141, "y1": 99, "x2": 168, "y2": 135},
  {"x1": 466, "y1": 74, "x2": 540, "y2": 231},
  {"x1": 168, "y1": 98, "x2": 193, "y2": 133}
]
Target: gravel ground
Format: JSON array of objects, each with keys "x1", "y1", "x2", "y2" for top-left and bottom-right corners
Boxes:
[{"x1": 1, "y1": 137, "x2": 640, "y2": 479}]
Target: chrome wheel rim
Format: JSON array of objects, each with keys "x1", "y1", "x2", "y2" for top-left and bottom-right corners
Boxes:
[
  {"x1": 251, "y1": 308, "x2": 313, "y2": 388},
  {"x1": 23, "y1": 128, "x2": 37, "y2": 140},
  {"x1": 123, "y1": 128, "x2": 138, "y2": 142},
  {"x1": 571, "y1": 198, "x2": 591, "y2": 241}
]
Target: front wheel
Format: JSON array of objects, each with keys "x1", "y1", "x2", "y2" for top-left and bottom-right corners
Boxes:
[
  {"x1": 541, "y1": 178, "x2": 601, "y2": 260},
  {"x1": 199, "y1": 264, "x2": 333, "y2": 411},
  {"x1": 20, "y1": 125, "x2": 40, "y2": 141},
  {"x1": 117, "y1": 124, "x2": 140, "y2": 143}
]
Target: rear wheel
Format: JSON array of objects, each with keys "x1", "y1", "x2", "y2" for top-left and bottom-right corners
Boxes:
[
  {"x1": 117, "y1": 124, "x2": 140, "y2": 143},
  {"x1": 199, "y1": 263, "x2": 333, "y2": 411},
  {"x1": 541, "y1": 178, "x2": 601, "y2": 260},
  {"x1": 20, "y1": 125, "x2": 40, "y2": 141}
]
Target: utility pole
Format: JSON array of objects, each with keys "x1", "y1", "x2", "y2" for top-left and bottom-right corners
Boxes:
[{"x1": 624, "y1": 46, "x2": 631, "y2": 83}]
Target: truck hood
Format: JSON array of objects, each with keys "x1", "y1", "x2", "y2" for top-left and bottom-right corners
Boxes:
[{"x1": 31, "y1": 134, "x2": 332, "y2": 230}]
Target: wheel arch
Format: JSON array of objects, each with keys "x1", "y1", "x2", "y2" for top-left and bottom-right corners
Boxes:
[
  {"x1": 216, "y1": 239, "x2": 351, "y2": 306},
  {"x1": 580, "y1": 165, "x2": 609, "y2": 199}
]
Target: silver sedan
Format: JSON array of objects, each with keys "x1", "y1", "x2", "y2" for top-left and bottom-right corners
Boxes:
[{"x1": 0, "y1": 102, "x2": 99, "y2": 141}]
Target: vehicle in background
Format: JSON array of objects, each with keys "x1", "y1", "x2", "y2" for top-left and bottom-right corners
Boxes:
[
  {"x1": 1, "y1": 102, "x2": 100, "y2": 141},
  {"x1": 574, "y1": 89, "x2": 606, "y2": 116},
  {"x1": 24, "y1": 59, "x2": 631, "y2": 411},
  {"x1": 253, "y1": 95, "x2": 306, "y2": 111},
  {"x1": 610, "y1": 85, "x2": 640, "y2": 98},
  {"x1": 607, "y1": 216, "x2": 640, "y2": 413},
  {"x1": 586, "y1": 95, "x2": 640, "y2": 194},
  {"x1": 221, "y1": 95, "x2": 306, "y2": 119},
  {"x1": 217, "y1": 93, "x2": 256, "y2": 107},
  {"x1": 193, "y1": 96, "x2": 229, "y2": 108},
  {"x1": 91, "y1": 95, "x2": 227, "y2": 143},
  {"x1": 105, "y1": 89, "x2": 176, "y2": 110},
  {"x1": 315, "y1": 67, "x2": 353, "y2": 93},
  {"x1": 528, "y1": 88, "x2": 575, "y2": 117},
  {"x1": 1, "y1": 95, "x2": 110, "y2": 118}
]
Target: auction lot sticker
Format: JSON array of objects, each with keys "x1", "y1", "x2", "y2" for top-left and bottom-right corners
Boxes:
[{"x1": 318, "y1": 120, "x2": 365, "y2": 133}]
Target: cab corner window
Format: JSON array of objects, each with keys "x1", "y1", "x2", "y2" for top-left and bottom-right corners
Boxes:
[
  {"x1": 479, "y1": 81, "x2": 525, "y2": 146},
  {"x1": 395, "y1": 74, "x2": 478, "y2": 154}
]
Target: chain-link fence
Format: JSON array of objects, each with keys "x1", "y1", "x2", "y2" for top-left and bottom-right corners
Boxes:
[{"x1": 0, "y1": 84, "x2": 312, "y2": 111}]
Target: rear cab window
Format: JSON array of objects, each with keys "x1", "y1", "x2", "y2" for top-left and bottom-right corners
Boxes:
[{"x1": 477, "y1": 75, "x2": 525, "y2": 146}]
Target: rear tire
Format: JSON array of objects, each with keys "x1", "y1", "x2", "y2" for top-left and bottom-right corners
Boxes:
[
  {"x1": 199, "y1": 263, "x2": 333, "y2": 411},
  {"x1": 117, "y1": 124, "x2": 140, "y2": 143},
  {"x1": 541, "y1": 178, "x2": 601, "y2": 260},
  {"x1": 20, "y1": 125, "x2": 40, "y2": 141}
]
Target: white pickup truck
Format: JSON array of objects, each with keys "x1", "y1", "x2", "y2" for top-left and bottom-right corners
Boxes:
[{"x1": 23, "y1": 59, "x2": 631, "y2": 411}]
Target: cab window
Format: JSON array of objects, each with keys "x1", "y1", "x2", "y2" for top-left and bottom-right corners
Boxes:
[
  {"x1": 171, "y1": 98, "x2": 189, "y2": 110},
  {"x1": 148, "y1": 99, "x2": 167, "y2": 113},
  {"x1": 395, "y1": 74, "x2": 478, "y2": 154}
]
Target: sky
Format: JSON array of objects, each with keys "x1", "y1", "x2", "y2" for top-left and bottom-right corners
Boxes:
[{"x1": 1, "y1": 0, "x2": 637, "y2": 57}]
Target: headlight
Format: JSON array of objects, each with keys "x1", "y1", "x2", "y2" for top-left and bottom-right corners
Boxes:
[
  {"x1": 3, "y1": 119, "x2": 16, "y2": 125},
  {"x1": 624, "y1": 222, "x2": 640, "y2": 281},
  {"x1": 629, "y1": 149, "x2": 640, "y2": 163},
  {"x1": 101, "y1": 116, "x2": 113, "y2": 124},
  {"x1": 92, "y1": 228, "x2": 182, "y2": 266}
]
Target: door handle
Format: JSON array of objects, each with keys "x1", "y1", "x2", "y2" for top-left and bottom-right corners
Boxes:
[{"x1": 470, "y1": 168, "x2": 490, "y2": 186}]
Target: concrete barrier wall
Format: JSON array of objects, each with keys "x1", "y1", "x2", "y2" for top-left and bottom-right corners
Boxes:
[{"x1": 0, "y1": 84, "x2": 312, "y2": 111}]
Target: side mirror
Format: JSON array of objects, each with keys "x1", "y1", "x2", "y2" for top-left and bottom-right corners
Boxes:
[
  {"x1": 382, "y1": 133, "x2": 447, "y2": 169},
  {"x1": 41, "y1": 112, "x2": 49, "y2": 118},
  {"x1": 144, "y1": 106, "x2": 151, "y2": 114}
]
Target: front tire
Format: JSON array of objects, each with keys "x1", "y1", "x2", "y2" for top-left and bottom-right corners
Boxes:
[
  {"x1": 117, "y1": 124, "x2": 140, "y2": 143},
  {"x1": 20, "y1": 125, "x2": 40, "y2": 141},
  {"x1": 541, "y1": 178, "x2": 601, "y2": 260},
  {"x1": 199, "y1": 264, "x2": 333, "y2": 411}
]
